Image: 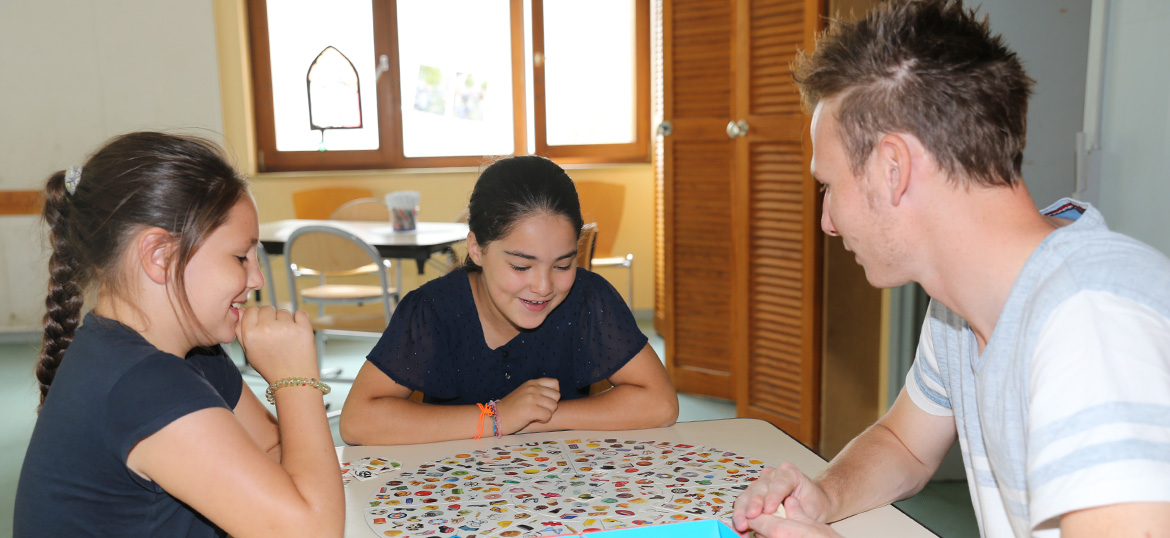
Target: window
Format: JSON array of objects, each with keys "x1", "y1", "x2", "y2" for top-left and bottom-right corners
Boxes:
[{"x1": 248, "y1": 0, "x2": 650, "y2": 172}]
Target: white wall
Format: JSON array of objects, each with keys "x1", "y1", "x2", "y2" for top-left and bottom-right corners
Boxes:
[
  {"x1": 1094, "y1": 0, "x2": 1170, "y2": 255},
  {"x1": 0, "y1": 1, "x2": 224, "y2": 331},
  {"x1": 977, "y1": 0, "x2": 1092, "y2": 207}
]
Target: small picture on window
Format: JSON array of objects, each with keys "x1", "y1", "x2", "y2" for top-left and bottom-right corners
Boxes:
[
  {"x1": 414, "y1": 65, "x2": 448, "y2": 116},
  {"x1": 453, "y1": 72, "x2": 487, "y2": 121}
]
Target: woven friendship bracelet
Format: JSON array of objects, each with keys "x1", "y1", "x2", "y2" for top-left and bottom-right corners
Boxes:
[
  {"x1": 474, "y1": 401, "x2": 496, "y2": 440},
  {"x1": 265, "y1": 377, "x2": 331, "y2": 405}
]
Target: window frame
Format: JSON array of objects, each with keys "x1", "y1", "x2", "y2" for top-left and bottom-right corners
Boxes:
[{"x1": 247, "y1": 0, "x2": 650, "y2": 172}]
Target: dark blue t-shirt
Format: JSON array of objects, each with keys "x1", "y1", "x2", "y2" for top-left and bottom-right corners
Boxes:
[
  {"x1": 367, "y1": 267, "x2": 648, "y2": 404},
  {"x1": 15, "y1": 313, "x2": 242, "y2": 538}
]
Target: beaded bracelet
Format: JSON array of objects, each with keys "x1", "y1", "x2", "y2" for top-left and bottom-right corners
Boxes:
[
  {"x1": 489, "y1": 400, "x2": 502, "y2": 439},
  {"x1": 265, "y1": 377, "x2": 331, "y2": 405}
]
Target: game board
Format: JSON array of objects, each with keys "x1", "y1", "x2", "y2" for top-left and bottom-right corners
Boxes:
[{"x1": 362, "y1": 438, "x2": 768, "y2": 537}]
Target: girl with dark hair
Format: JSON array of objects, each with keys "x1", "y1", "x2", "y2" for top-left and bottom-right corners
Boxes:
[
  {"x1": 14, "y1": 132, "x2": 343, "y2": 538},
  {"x1": 341, "y1": 155, "x2": 678, "y2": 445}
]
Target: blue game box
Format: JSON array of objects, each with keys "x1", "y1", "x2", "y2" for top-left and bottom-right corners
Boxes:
[{"x1": 549, "y1": 520, "x2": 739, "y2": 537}]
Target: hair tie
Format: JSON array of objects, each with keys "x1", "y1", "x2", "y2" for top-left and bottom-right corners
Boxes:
[{"x1": 64, "y1": 166, "x2": 83, "y2": 195}]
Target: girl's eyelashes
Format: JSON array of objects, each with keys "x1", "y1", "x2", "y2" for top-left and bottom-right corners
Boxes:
[
  {"x1": 237, "y1": 246, "x2": 258, "y2": 264},
  {"x1": 511, "y1": 263, "x2": 572, "y2": 272}
]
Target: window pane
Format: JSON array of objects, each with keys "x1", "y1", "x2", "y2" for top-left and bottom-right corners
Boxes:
[
  {"x1": 267, "y1": 0, "x2": 378, "y2": 152},
  {"x1": 397, "y1": 0, "x2": 514, "y2": 158},
  {"x1": 543, "y1": 0, "x2": 636, "y2": 146}
]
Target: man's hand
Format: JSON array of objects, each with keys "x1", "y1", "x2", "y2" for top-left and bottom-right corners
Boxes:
[
  {"x1": 743, "y1": 497, "x2": 845, "y2": 538},
  {"x1": 496, "y1": 377, "x2": 560, "y2": 434},
  {"x1": 734, "y1": 463, "x2": 832, "y2": 533}
]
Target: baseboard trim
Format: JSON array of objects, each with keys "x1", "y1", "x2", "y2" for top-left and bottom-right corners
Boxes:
[{"x1": 0, "y1": 329, "x2": 41, "y2": 345}]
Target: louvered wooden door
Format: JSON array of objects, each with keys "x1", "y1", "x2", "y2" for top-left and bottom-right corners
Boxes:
[
  {"x1": 730, "y1": 0, "x2": 822, "y2": 445},
  {"x1": 659, "y1": 0, "x2": 822, "y2": 445},
  {"x1": 661, "y1": 0, "x2": 737, "y2": 400}
]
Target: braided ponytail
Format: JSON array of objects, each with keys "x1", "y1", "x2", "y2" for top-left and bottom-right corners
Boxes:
[
  {"x1": 36, "y1": 172, "x2": 87, "y2": 410},
  {"x1": 33, "y1": 132, "x2": 249, "y2": 410}
]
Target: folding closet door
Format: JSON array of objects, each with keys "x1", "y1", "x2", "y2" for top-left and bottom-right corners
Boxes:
[
  {"x1": 659, "y1": 0, "x2": 822, "y2": 445},
  {"x1": 660, "y1": 0, "x2": 737, "y2": 400}
]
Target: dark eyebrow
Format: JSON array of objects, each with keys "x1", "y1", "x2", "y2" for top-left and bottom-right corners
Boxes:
[{"x1": 504, "y1": 249, "x2": 578, "y2": 262}]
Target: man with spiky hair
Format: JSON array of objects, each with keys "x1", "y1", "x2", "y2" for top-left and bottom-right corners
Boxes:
[{"x1": 732, "y1": 1, "x2": 1170, "y2": 536}]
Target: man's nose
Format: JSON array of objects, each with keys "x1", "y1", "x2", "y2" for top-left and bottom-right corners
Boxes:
[{"x1": 821, "y1": 205, "x2": 839, "y2": 237}]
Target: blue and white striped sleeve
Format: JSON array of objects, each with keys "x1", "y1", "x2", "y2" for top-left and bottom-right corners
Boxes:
[
  {"x1": 905, "y1": 307, "x2": 954, "y2": 417},
  {"x1": 1027, "y1": 291, "x2": 1170, "y2": 531}
]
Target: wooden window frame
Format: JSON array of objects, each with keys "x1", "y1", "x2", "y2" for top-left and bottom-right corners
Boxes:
[
  {"x1": 247, "y1": 0, "x2": 650, "y2": 172},
  {"x1": 531, "y1": 0, "x2": 651, "y2": 164}
]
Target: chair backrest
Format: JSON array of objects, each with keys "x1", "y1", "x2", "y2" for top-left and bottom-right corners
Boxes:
[
  {"x1": 292, "y1": 187, "x2": 375, "y2": 220},
  {"x1": 331, "y1": 197, "x2": 391, "y2": 221},
  {"x1": 574, "y1": 181, "x2": 625, "y2": 258},
  {"x1": 284, "y1": 225, "x2": 393, "y2": 320},
  {"x1": 577, "y1": 223, "x2": 598, "y2": 271}
]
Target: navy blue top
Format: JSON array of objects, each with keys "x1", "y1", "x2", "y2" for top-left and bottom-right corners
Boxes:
[
  {"x1": 367, "y1": 267, "x2": 648, "y2": 404},
  {"x1": 15, "y1": 313, "x2": 242, "y2": 538}
]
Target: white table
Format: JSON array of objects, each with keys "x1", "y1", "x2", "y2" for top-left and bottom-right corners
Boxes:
[
  {"x1": 255, "y1": 219, "x2": 469, "y2": 309},
  {"x1": 259, "y1": 219, "x2": 469, "y2": 275},
  {"x1": 336, "y1": 418, "x2": 935, "y2": 537}
]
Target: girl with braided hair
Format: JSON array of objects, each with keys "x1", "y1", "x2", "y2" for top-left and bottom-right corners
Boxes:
[{"x1": 14, "y1": 132, "x2": 343, "y2": 537}]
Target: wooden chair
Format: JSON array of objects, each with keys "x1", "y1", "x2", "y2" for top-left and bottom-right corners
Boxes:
[
  {"x1": 284, "y1": 225, "x2": 398, "y2": 378},
  {"x1": 423, "y1": 207, "x2": 469, "y2": 276},
  {"x1": 576, "y1": 222, "x2": 614, "y2": 396},
  {"x1": 330, "y1": 197, "x2": 391, "y2": 221},
  {"x1": 330, "y1": 198, "x2": 402, "y2": 294},
  {"x1": 292, "y1": 187, "x2": 374, "y2": 220},
  {"x1": 575, "y1": 181, "x2": 634, "y2": 308},
  {"x1": 577, "y1": 222, "x2": 598, "y2": 271}
]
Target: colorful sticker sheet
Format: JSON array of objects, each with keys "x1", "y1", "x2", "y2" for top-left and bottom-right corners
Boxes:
[
  {"x1": 343, "y1": 456, "x2": 403, "y2": 486},
  {"x1": 363, "y1": 439, "x2": 767, "y2": 537}
]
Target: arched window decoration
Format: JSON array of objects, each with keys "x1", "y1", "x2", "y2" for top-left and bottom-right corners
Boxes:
[{"x1": 306, "y1": 46, "x2": 362, "y2": 151}]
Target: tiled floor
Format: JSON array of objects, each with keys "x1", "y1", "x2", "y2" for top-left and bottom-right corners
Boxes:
[{"x1": 0, "y1": 321, "x2": 977, "y2": 537}]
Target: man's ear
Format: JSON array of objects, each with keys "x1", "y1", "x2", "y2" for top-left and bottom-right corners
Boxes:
[
  {"x1": 877, "y1": 133, "x2": 913, "y2": 206},
  {"x1": 137, "y1": 227, "x2": 176, "y2": 285},
  {"x1": 466, "y1": 232, "x2": 483, "y2": 266}
]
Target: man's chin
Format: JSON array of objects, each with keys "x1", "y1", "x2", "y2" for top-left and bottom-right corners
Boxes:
[{"x1": 861, "y1": 267, "x2": 910, "y2": 290}]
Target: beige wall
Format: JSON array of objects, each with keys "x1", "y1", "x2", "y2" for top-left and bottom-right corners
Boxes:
[
  {"x1": 212, "y1": 0, "x2": 656, "y2": 312},
  {"x1": 0, "y1": 0, "x2": 225, "y2": 331}
]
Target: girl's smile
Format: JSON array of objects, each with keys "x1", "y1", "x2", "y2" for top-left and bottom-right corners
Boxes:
[
  {"x1": 468, "y1": 211, "x2": 579, "y2": 346},
  {"x1": 183, "y1": 197, "x2": 265, "y2": 347}
]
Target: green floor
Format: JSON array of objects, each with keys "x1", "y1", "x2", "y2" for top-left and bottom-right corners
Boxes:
[{"x1": 0, "y1": 325, "x2": 977, "y2": 537}]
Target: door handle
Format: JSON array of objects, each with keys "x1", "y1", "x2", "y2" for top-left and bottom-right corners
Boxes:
[{"x1": 726, "y1": 119, "x2": 749, "y2": 138}]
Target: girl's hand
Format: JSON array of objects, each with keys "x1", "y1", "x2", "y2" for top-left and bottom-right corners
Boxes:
[
  {"x1": 235, "y1": 306, "x2": 318, "y2": 383},
  {"x1": 496, "y1": 378, "x2": 560, "y2": 434}
]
